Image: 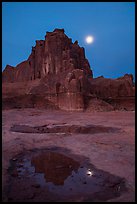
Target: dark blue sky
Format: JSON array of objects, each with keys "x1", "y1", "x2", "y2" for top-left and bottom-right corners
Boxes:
[{"x1": 2, "y1": 2, "x2": 135, "y2": 79}]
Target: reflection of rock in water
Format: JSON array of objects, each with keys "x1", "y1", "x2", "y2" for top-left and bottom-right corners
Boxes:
[
  {"x1": 31, "y1": 152, "x2": 80, "y2": 185},
  {"x1": 7, "y1": 148, "x2": 127, "y2": 202}
]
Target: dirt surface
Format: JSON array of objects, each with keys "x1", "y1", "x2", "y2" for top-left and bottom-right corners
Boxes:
[{"x1": 2, "y1": 109, "x2": 135, "y2": 202}]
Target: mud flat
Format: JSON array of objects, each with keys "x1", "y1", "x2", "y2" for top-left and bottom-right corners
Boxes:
[{"x1": 2, "y1": 109, "x2": 135, "y2": 202}]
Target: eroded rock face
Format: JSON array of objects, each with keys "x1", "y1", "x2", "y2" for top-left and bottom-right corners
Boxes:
[
  {"x1": 88, "y1": 74, "x2": 135, "y2": 111},
  {"x1": 2, "y1": 28, "x2": 94, "y2": 111},
  {"x1": 2, "y1": 28, "x2": 92, "y2": 83},
  {"x1": 2, "y1": 29, "x2": 135, "y2": 111},
  {"x1": 89, "y1": 74, "x2": 135, "y2": 98},
  {"x1": 2, "y1": 65, "x2": 16, "y2": 83}
]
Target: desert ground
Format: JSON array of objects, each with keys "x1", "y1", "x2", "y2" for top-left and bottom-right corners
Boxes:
[{"x1": 2, "y1": 109, "x2": 135, "y2": 202}]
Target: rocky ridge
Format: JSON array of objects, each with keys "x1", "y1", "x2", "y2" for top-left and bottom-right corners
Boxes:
[{"x1": 2, "y1": 28, "x2": 135, "y2": 111}]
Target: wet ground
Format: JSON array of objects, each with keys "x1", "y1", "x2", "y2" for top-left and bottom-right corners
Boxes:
[
  {"x1": 10, "y1": 123, "x2": 120, "y2": 134},
  {"x1": 7, "y1": 148, "x2": 126, "y2": 202},
  {"x1": 2, "y1": 109, "x2": 135, "y2": 202}
]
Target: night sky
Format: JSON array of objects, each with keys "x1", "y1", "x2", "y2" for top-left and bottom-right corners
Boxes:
[{"x1": 2, "y1": 2, "x2": 135, "y2": 79}]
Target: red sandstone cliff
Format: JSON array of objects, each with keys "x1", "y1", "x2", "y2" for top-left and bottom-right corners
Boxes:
[
  {"x1": 2, "y1": 28, "x2": 135, "y2": 111},
  {"x1": 2, "y1": 28, "x2": 92, "y2": 83}
]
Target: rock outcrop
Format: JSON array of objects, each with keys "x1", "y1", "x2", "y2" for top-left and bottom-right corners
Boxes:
[
  {"x1": 87, "y1": 74, "x2": 135, "y2": 111},
  {"x1": 2, "y1": 65, "x2": 16, "y2": 83},
  {"x1": 3, "y1": 28, "x2": 92, "y2": 83},
  {"x1": 2, "y1": 28, "x2": 135, "y2": 111},
  {"x1": 89, "y1": 74, "x2": 135, "y2": 98}
]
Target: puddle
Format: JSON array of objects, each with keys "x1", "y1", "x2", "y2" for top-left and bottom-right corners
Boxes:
[
  {"x1": 10, "y1": 123, "x2": 120, "y2": 134},
  {"x1": 7, "y1": 148, "x2": 126, "y2": 202}
]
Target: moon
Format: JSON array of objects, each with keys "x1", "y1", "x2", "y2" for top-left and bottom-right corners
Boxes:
[{"x1": 85, "y1": 36, "x2": 94, "y2": 44}]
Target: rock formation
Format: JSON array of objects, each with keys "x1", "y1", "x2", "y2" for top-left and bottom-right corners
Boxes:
[
  {"x1": 2, "y1": 28, "x2": 92, "y2": 83},
  {"x1": 87, "y1": 74, "x2": 135, "y2": 111},
  {"x1": 89, "y1": 74, "x2": 134, "y2": 98},
  {"x1": 2, "y1": 28, "x2": 135, "y2": 111}
]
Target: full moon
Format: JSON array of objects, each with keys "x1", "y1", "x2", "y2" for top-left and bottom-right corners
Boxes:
[{"x1": 85, "y1": 36, "x2": 94, "y2": 44}]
